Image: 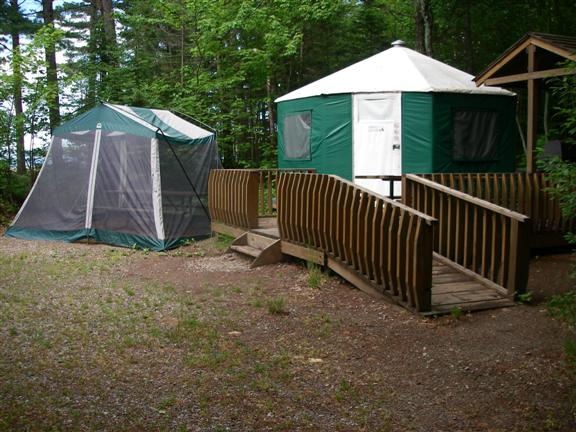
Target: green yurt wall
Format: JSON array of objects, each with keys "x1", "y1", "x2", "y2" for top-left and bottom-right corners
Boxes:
[{"x1": 277, "y1": 94, "x2": 353, "y2": 180}]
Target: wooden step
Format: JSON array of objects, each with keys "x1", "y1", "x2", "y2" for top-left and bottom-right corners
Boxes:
[
  {"x1": 229, "y1": 231, "x2": 284, "y2": 268},
  {"x1": 247, "y1": 232, "x2": 277, "y2": 249},
  {"x1": 230, "y1": 244, "x2": 262, "y2": 258}
]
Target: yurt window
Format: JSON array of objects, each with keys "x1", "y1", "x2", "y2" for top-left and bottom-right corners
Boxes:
[
  {"x1": 453, "y1": 109, "x2": 499, "y2": 162},
  {"x1": 283, "y1": 111, "x2": 311, "y2": 160}
]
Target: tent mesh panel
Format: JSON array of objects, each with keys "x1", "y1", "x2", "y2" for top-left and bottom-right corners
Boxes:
[
  {"x1": 91, "y1": 133, "x2": 156, "y2": 237},
  {"x1": 159, "y1": 139, "x2": 216, "y2": 240},
  {"x1": 12, "y1": 132, "x2": 94, "y2": 230}
]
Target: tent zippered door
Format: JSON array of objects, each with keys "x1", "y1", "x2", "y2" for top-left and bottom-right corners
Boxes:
[
  {"x1": 151, "y1": 138, "x2": 165, "y2": 241},
  {"x1": 85, "y1": 123, "x2": 102, "y2": 230}
]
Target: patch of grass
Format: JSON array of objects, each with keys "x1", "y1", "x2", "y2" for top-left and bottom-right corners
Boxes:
[
  {"x1": 186, "y1": 348, "x2": 229, "y2": 369},
  {"x1": 334, "y1": 378, "x2": 358, "y2": 402},
  {"x1": 215, "y1": 233, "x2": 234, "y2": 250},
  {"x1": 267, "y1": 297, "x2": 287, "y2": 315},
  {"x1": 547, "y1": 291, "x2": 576, "y2": 324},
  {"x1": 123, "y1": 286, "x2": 136, "y2": 297},
  {"x1": 251, "y1": 298, "x2": 263, "y2": 308},
  {"x1": 307, "y1": 261, "x2": 323, "y2": 289},
  {"x1": 450, "y1": 306, "x2": 462, "y2": 320},
  {"x1": 517, "y1": 291, "x2": 533, "y2": 304},
  {"x1": 315, "y1": 314, "x2": 336, "y2": 337},
  {"x1": 564, "y1": 339, "x2": 576, "y2": 370},
  {"x1": 547, "y1": 291, "x2": 576, "y2": 371}
]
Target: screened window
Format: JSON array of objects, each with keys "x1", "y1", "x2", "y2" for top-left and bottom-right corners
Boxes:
[
  {"x1": 453, "y1": 110, "x2": 499, "y2": 162},
  {"x1": 283, "y1": 111, "x2": 311, "y2": 160}
]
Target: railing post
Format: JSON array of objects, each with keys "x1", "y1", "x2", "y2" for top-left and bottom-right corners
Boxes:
[
  {"x1": 246, "y1": 171, "x2": 259, "y2": 229},
  {"x1": 401, "y1": 175, "x2": 411, "y2": 208},
  {"x1": 413, "y1": 219, "x2": 434, "y2": 312},
  {"x1": 507, "y1": 218, "x2": 532, "y2": 297}
]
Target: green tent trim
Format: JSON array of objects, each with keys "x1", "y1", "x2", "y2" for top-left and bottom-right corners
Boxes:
[{"x1": 4, "y1": 226, "x2": 207, "y2": 251}]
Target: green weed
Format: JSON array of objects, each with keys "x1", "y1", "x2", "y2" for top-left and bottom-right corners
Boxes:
[
  {"x1": 307, "y1": 261, "x2": 323, "y2": 289},
  {"x1": 334, "y1": 378, "x2": 358, "y2": 402},
  {"x1": 215, "y1": 233, "x2": 234, "y2": 250},
  {"x1": 547, "y1": 291, "x2": 576, "y2": 371},
  {"x1": 267, "y1": 297, "x2": 287, "y2": 315},
  {"x1": 450, "y1": 306, "x2": 462, "y2": 320},
  {"x1": 517, "y1": 291, "x2": 533, "y2": 304},
  {"x1": 547, "y1": 291, "x2": 576, "y2": 324},
  {"x1": 251, "y1": 298, "x2": 263, "y2": 308}
]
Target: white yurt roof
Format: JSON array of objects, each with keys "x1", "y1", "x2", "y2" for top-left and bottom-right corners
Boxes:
[{"x1": 276, "y1": 43, "x2": 513, "y2": 102}]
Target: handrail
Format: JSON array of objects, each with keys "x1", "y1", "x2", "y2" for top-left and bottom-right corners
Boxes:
[
  {"x1": 403, "y1": 174, "x2": 531, "y2": 296},
  {"x1": 278, "y1": 172, "x2": 436, "y2": 312},
  {"x1": 406, "y1": 175, "x2": 529, "y2": 222},
  {"x1": 338, "y1": 175, "x2": 436, "y2": 223},
  {"x1": 421, "y1": 172, "x2": 573, "y2": 233}
]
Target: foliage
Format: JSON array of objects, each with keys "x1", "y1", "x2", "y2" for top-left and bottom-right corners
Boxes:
[
  {"x1": 0, "y1": 0, "x2": 575, "y2": 197},
  {"x1": 517, "y1": 291, "x2": 533, "y2": 304},
  {"x1": 547, "y1": 291, "x2": 576, "y2": 370},
  {"x1": 540, "y1": 63, "x2": 576, "y2": 243},
  {"x1": 547, "y1": 291, "x2": 576, "y2": 326}
]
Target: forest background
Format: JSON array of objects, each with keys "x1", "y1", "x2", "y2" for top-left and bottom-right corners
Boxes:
[{"x1": 1, "y1": 0, "x2": 575, "y2": 218}]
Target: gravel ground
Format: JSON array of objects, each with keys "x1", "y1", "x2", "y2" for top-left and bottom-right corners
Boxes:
[{"x1": 0, "y1": 234, "x2": 575, "y2": 431}]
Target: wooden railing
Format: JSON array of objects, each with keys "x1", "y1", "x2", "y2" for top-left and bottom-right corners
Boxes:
[
  {"x1": 208, "y1": 168, "x2": 315, "y2": 229},
  {"x1": 277, "y1": 172, "x2": 437, "y2": 312},
  {"x1": 208, "y1": 169, "x2": 259, "y2": 229},
  {"x1": 257, "y1": 169, "x2": 315, "y2": 216},
  {"x1": 422, "y1": 173, "x2": 573, "y2": 234},
  {"x1": 403, "y1": 174, "x2": 531, "y2": 296}
]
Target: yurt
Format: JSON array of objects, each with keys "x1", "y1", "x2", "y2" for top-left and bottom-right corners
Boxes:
[
  {"x1": 6, "y1": 103, "x2": 220, "y2": 250},
  {"x1": 276, "y1": 41, "x2": 518, "y2": 196}
]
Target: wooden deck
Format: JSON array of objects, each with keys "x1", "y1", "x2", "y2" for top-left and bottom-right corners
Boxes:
[{"x1": 233, "y1": 217, "x2": 514, "y2": 315}]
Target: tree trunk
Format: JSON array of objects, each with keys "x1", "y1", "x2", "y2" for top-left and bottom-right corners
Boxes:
[
  {"x1": 10, "y1": 0, "x2": 25, "y2": 175},
  {"x1": 267, "y1": 76, "x2": 276, "y2": 151},
  {"x1": 42, "y1": 0, "x2": 61, "y2": 133},
  {"x1": 414, "y1": 0, "x2": 432, "y2": 56},
  {"x1": 463, "y1": 0, "x2": 473, "y2": 72},
  {"x1": 87, "y1": 0, "x2": 99, "y2": 106},
  {"x1": 99, "y1": 0, "x2": 117, "y2": 63}
]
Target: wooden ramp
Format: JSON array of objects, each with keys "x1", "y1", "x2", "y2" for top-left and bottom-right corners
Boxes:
[
  {"x1": 220, "y1": 217, "x2": 514, "y2": 315},
  {"x1": 430, "y1": 260, "x2": 514, "y2": 314}
]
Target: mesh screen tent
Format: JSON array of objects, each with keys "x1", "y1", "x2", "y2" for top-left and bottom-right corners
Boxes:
[{"x1": 6, "y1": 103, "x2": 221, "y2": 251}]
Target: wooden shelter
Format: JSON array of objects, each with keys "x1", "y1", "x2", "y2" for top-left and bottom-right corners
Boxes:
[{"x1": 474, "y1": 33, "x2": 576, "y2": 173}]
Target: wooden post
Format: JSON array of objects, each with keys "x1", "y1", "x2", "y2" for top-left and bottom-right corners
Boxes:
[
  {"x1": 526, "y1": 45, "x2": 537, "y2": 174},
  {"x1": 507, "y1": 218, "x2": 531, "y2": 297},
  {"x1": 246, "y1": 171, "x2": 259, "y2": 228},
  {"x1": 413, "y1": 219, "x2": 434, "y2": 312}
]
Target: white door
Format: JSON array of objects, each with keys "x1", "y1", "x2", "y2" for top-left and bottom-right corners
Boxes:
[{"x1": 353, "y1": 93, "x2": 402, "y2": 197}]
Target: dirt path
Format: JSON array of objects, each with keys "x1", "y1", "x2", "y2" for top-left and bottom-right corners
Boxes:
[{"x1": 0, "y1": 235, "x2": 574, "y2": 431}]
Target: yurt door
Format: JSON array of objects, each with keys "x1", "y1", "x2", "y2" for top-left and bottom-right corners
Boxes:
[{"x1": 353, "y1": 93, "x2": 401, "y2": 197}]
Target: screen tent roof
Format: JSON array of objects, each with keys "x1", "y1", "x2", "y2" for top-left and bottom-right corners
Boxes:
[
  {"x1": 276, "y1": 44, "x2": 514, "y2": 103},
  {"x1": 54, "y1": 103, "x2": 214, "y2": 145}
]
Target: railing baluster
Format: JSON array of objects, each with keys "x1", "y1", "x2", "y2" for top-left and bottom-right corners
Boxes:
[{"x1": 372, "y1": 198, "x2": 384, "y2": 286}]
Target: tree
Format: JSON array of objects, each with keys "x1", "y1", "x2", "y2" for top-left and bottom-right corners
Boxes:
[
  {"x1": 414, "y1": 0, "x2": 432, "y2": 56},
  {"x1": 9, "y1": 0, "x2": 26, "y2": 174},
  {"x1": 41, "y1": 0, "x2": 61, "y2": 132},
  {"x1": 541, "y1": 65, "x2": 576, "y2": 242}
]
